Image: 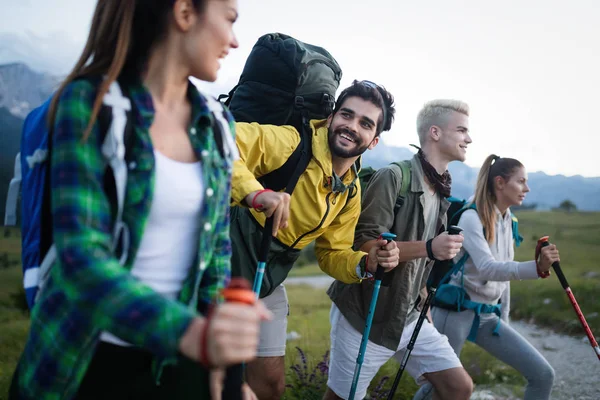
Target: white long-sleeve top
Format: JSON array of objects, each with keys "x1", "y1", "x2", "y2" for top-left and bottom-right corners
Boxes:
[{"x1": 449, "y1": 207, "x2": 539, "y2": 321}]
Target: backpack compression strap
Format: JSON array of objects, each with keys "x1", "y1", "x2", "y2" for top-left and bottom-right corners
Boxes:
[
  {"x1": 4, "y1": 153, "x2": 21, "y2": 226},
  {"x1": 205, "y1": 95, "x2": 239, "y2": 162},
  {"x1": 36, "y1": 82, "x2": 133, "y2": 302},
  {"x1": 389, "y1": 160, "x2": 411, "y2": 211},
  {"x1": 101, "y1": 81, "x2": 132, "y2": 265}
]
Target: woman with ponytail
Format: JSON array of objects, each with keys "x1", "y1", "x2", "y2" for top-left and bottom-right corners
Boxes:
[
  {"x1": 425, "y1": 154, "x2": 561, "y2": 399},
  {"x1": 9, "y1": 1, "x2": 270, "y2": 399}
]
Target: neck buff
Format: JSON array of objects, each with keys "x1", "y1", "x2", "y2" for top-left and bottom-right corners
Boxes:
[{"x1": 413, "y1": 145, "x2": 452, "y2": 197}]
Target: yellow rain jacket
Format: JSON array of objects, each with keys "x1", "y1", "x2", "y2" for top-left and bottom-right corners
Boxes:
[{"x1": 231, "y1": 119, "x2": 366, "y2": 284}]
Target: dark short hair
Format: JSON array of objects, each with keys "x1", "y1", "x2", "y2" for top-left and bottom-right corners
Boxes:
[{"x1": 332, "y1": 80, "x2": 396, "y2": 135}]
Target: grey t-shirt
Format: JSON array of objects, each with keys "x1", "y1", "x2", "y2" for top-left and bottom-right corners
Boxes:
[
  {"x1": 423, "y1": 188, "x2": 441, "y2": 243},
  {"x1": 404, "y1": 186, "x2": 440, "y2": 315}
]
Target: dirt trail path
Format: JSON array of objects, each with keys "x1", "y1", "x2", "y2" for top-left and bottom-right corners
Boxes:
[{"x1": 286, "y1": 276, "x2": 600, "y2": 399}]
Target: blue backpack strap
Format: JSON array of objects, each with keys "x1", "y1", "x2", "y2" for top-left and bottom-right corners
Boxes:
[
  {"x1": 510, "y1": 212, "x2": 523, "y2": 247},
  {"x1": 463, "y1": 300, "x2": 502, "y2": 342},
  {"x1": 36, "y1": 81, "x2": 134, "y2": 304},
  {"x1": 436, "y1": 200, "x2": 506, "y2": 341},
  {"x1": 447, "y1": 199, "x2": 476, "y2": 227},
  {"x1": 439, "y1": 252, "x2": 469, "y2": 287}
]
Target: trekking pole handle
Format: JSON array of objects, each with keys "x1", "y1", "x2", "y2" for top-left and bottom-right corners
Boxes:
[
  {"x1": 427, "y1": 226, "x2": 463, "y2": 291},
  {"x1": 221, "y1": 278, "x2": 256, "y2": 400},
  {"x1": 540, "y1": 239, "x2": 569, "y2": 289},
  {"x1": 374, "y1": 233, "x2": 397, "y2": 281},
  {"x1": 447, "y1": 225, "x2": 463, "y2": 236}
]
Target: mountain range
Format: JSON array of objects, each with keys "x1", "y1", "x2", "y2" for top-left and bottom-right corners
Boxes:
[{"x1": 1, "y1": 62, "x2": 599, "y2": 224}]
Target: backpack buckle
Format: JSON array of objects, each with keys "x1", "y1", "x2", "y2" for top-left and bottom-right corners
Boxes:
[
  {"x1": 294, "y1": 96, "x2": 305, "y2": 108},
  {"x1": 321, "y1": 93, "x2": 334, "y2": 114}
]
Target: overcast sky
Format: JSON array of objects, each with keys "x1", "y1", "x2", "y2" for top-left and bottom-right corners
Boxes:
[{"x1": 1, "y1": 0, "x2": 598, "y2": 177}]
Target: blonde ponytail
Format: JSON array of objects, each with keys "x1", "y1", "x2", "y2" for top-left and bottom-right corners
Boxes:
[{"x1": 474, "y1": 154, "x2": 524, "y2": 244}]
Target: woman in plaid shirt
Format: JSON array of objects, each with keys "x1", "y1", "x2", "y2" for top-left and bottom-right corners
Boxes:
[{"x1": 9, "y1": 1, "x2": 270, "y2": 399}]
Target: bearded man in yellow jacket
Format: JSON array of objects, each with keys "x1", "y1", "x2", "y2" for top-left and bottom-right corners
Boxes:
[{"x1": 229, "y1": 80, "x2": 401, "y2": 399}]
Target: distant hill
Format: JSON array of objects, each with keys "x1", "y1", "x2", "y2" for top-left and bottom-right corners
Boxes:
[
  {"x1": 1, "y1": 61, "x2": 600, "y2": 224},
  {"x1": 0, "y1": 107, "x2": 24, "y2": 223},
  {"x1": 0, "y1": 62, "x2": 57, "y2": 118},
  {"x1": 362, "y1": 142, "x2": 600, "y2": 211}
]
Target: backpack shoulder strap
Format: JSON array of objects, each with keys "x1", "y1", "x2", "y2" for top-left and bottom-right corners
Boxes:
[
  {"x1": 439, "y1": 251, "x2": 469, "y2": 286},
  {"x1": 449, "y1": 201, "x2": 476, "y2": 227},
  {"x1": 100, "y1": 81, "x2": 132, "y2": 265},
  {"x1": 282, "y1": 118, "x2": 313, "y2": 195},
  {"x1": 256, "y1": 119, "x2": 312, "y2": 195},
  {"x1": 205, "y1": 95, "x2": 239, "y2": 162},
  {"x1": 510, "y1": 212, "x2": 524, "y2": 247},
  {"x1": 389, "y1": 160, "x2": 412, "y2": 211}
]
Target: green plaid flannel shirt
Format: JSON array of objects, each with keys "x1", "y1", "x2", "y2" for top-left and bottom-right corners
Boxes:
[{"x1": 15, "y1": 78, "x2": 235, "y2": 399}]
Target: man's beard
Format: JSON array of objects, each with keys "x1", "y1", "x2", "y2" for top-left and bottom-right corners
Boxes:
[{"x1": 328, "y1": 126, "x2": 371, "y2": 158}]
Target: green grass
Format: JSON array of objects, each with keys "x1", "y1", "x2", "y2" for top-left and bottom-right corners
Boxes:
[
  {"x1": 283, "y1": 285, "x2": 525, "y2": 399},
  {"x1": 1, "y1": 211, "x2": 599, "y2": 398},
  {"x1": 0, "y1": 228, "x2": 29, "y2": 399},
  {"x1": 291, "y1": 211, "x2": 600, "y2": 336},
  {"x1": 288, "y1": 263, "x2": 321, "y2": 277},
  {"x1": 511, "y1": 211, "x2": 600, "y2": 335}
]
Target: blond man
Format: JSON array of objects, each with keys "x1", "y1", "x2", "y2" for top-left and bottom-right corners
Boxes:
[{"x1": 325, "y1": 100, "x2": 474, "y2": 400}]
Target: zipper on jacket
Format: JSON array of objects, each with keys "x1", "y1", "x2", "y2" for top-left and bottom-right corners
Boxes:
[{"x1": 290, "y1": 192, "x2": 333, "y2": 249}]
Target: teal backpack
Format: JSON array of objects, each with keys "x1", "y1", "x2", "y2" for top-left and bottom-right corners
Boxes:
[
  {"x1": 359, "y1": 161, "x2": 525, "y2": 341},
  {"x1": 432, "y1": 202, "x2": 524, "y2": 342}
]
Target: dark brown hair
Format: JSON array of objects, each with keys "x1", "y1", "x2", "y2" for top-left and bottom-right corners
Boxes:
[
  {"x1": 332, "y1": 79, "x2": 396, "y2": 136},
  {"x1": 48, "y1": 0, "x2": 205, "y2": 139}
]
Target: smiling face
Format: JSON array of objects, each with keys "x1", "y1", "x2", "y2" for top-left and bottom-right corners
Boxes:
[
  {"x1": 495, "y1": 166, "x2": 530, "y2": 207},
  {"x1": 327, "y1": 96, "x2": 381, "y2": 159},
  {"x1": 179, "y1": 0, "x2": 239, "y2": 82},
  {"x1": 437, "y1": 111, "x2": 472, "y2": 162}
]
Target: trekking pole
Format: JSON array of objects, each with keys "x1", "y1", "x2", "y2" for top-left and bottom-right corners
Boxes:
[
  {"x1": 252, "y1": 217, "x2": 275, "y2": 297},
  {"x1": 387, "y1": 226, "x2": 463, "y2": 400},
  {"x1": 538, "y1": 237, "x2": 600, "y2": 361},
  {"x1": 348, "y1": 232, "x2": 397, "y2": 400},
  {"x1": 221, "y1": 278, "x2": 257, "y2": 400},
  {"x1": 222, "y1": 217, "x2": 274, "y2": 398}
]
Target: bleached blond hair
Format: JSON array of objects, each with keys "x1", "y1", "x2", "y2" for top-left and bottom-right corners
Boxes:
[{"x1": 416, "y1": 99, "x2": 470, "y2": 143}]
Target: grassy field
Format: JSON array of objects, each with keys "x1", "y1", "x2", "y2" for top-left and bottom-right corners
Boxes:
[
  {"x1": 0, "y1": 228, "x2": 27, "y2": 399},
  {"x1": 282, "y1": 285, "x2": 526, "y2": 399},
  {"x1": 1, "y1": 211, "x2": 599, "y2": 398},
  {"x1": 290, "y1": 210, "x2": 600, "y2": 336}
]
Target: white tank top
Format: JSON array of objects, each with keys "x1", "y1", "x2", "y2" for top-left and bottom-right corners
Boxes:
[{"x1": 101, "y1": 150, "x2": 204, "y2": 346}]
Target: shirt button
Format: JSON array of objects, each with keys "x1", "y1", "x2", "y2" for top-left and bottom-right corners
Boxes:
[
  {"x1": 204, "y1": 222, "x2": 212, "y2": 231},
  {"x1": 206, "y1": 188, "x2": 214, "y2": 197},
  {"x1": 199, "y1": 261, "x2": 206, "y2": 271},
  {"x1": 201, "y1": 150, "x2": 209, "y2": 158},
  {"x1": 128, "y1": 161, "x2": 137, "y2": 170},
  {"x1": 190, "y1": 127, "x2": 197, "y2": 135}
]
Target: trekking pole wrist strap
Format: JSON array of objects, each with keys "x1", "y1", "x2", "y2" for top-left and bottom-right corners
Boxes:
[
  {"x1": 358, "y1": 255, "x2": 374, "y2": 281},
  {"x1": 426, "y1": 238, "x2": 437, "y2": 261},
  {"x1": 251, "y1": 189, "x2": 273, "y2": 210},
  {"x1": 535, "y1": 237, "x2": 551, "y2": 279}
]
